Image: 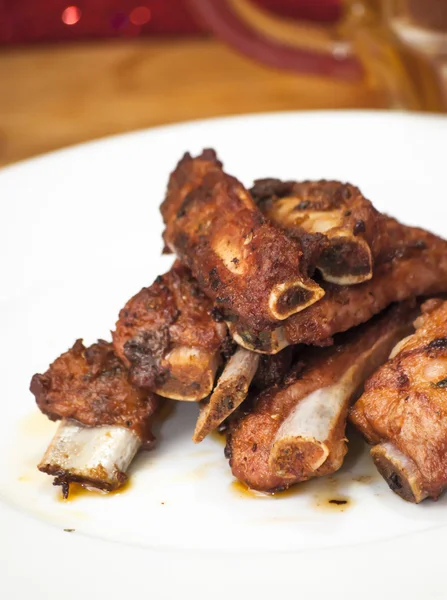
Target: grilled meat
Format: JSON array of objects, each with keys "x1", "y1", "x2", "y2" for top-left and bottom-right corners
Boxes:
[
  {"x1": 113, "y1": 262, "x2": 226, "y2": 401},
  {"x1": 193, "y1": 347, "x2": 260, "y2": 443},
  {"x1": 31, "y1": 340, "x2": 159, "y2": 495},
  {"x1": 193, "y1": 346, "x2": 294, "y2": 443},
  {"x1": 253, "y1": 347, "x2": 294, "y2": 390},
  {"x1": 227, "y1": 303, "x2": 416, "y2": 492},
  {"x1": 350, "y1": 298, "x2": 447, "y2": 503},
  {"x1": 160, "y1": 148, "x2": 223, "y2": 234},
  {"x1": 231, "y1": 220, "x2": 447, "y2": 353},
  {"x1": 31, "y1": 339, "x2": 158, "y2": 443},
  {"x1": 161, "y1": 150, "x2": 324, "y2": 332},
  {"x1": 252, "y1": 178, "x2": 381, "y2": 285}
]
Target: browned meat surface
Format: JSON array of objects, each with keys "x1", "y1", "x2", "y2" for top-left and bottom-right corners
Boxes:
[
  {"x1": 161, "y1": 150, "x2": 324, "y2": 332},
  {"x1": 231, "y1": 221, "x2": 447, "y2": 353},
  {"x1": 350, "y1": 299, "x2": 447, "y2": 503},
  {"x1": 160, "y1": 148, "x2": 223, "y2": 237},
  {"x1": 227, "y1": 303, "x2": 417, "y2": 492},
  {"x1": 253, "y1": 347, "x2": 294, "y2": 390},
  {"x1": 252, "y1": 178, "x2": 382, "y2": 285},
  {"x1": 30, "y1": 339, "x2": 159, "y2": 446},
  {"x1": 113, "y1": 262, "x2": 226, "y2": 401}
]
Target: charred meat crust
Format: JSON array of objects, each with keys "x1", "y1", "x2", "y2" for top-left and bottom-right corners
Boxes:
[
  {"x1": 113, "y1": 262, "x2": 225, "y2": 394},
  {"x1": 227, "y1": 303, "x2": 417, "y2": 492},
  {"x1": 251, "y1": 179, "x2": 375, "y2": 236},
  {"x1": 30, "y1": 339, "x2": 159, "y2": 444},
  {"x1": 350, "y1": 299, "x2": 447, "y2": 502},
  {"x1": 161, "y1": 151, "x2": 324, "y2": 332},
  {"x1": 251, "y1": 179, "x2": 379, "y2": 282},
  {"x1": 232, "y1": 220, "x2": 447, "y2": 351},
  {"x1": 253, "y1": 347, "x2": 294, "y2": 390},
  {"x1": 123, "y1": 329, "x2": 171, "y2": 390},
  {"x1": 160, "y1": 149, "x2": 223, "y2": 237},
  {"x1": 252, "y1": 178, "x2": 371, "y2": 214},
  {"x1": 252, "y1": 180, "x2": 437, "y2": 289}
]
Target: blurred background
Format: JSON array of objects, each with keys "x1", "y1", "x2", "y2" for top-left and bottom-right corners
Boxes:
[{"x1": 1, "y1": 0, "x2": 446, "y2": 167}]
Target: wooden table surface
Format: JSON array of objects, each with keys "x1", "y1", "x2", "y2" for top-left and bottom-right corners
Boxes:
[{"x1": 0, "y1": 38, "x2": 384, "y2": 167}]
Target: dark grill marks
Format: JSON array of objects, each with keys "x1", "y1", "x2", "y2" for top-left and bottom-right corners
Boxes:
[{"x1": 124, "y1": 329, "x2": 171, "y2": 389}]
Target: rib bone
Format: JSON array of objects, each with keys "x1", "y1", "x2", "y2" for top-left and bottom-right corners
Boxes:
[
  {"x1": 251, "y1": 179, "x2": 377, "y2": 285},
  {"x1": 370, "y1": 442, "x2": 428, "y2": 504},
  {"x1": 268, "y1": 280, "x2": 324, "y2": 320},
  {"x1": 155, "y1": 346, "x2": 221, "y2": 401},
  {"x1": 350, "y1": 298, "x2": 447, "y2": 502},
  {"x1": 161, "y1": 151, "x2": 324, "y2": 332},
  {"x1": 230, "y1": 324, "x2": 289, "y2": 355},
  {"x1": 317, "y1": 232, "x2": 373, "y2": 285},
  {"x1": 113, "y1": 263, "x2": 226, "y2": 401},
  {"x1": 270, "y1": 318, "x2": 410, "y2": 479},
  {"x1": 38, "y1": 419, "x2": 141, "y2": 497},
  {"x1": 227, "y1": 302, "x2": 416, "y2": 492},
  {"x1": 271, "y1": 380, "x2": 349, "y2": 475},
  {"x1": 31, "y1": 340, "x2": 160, "y2": 497},
  {"x1": 193, "y1": 348, "x2": 260, "y2": 443},
  {"x1": 230, "y1": 223, "x2": 447, "y2": 353}
]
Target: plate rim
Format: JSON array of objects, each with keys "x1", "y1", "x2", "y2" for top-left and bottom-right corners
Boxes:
[{"x1": 1, "y1": 108, "x2": 446, "y2": 175}]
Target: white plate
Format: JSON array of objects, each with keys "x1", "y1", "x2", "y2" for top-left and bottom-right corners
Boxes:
[{"x1": 1, "y1": 111, "x2": 447, "y2": 600}]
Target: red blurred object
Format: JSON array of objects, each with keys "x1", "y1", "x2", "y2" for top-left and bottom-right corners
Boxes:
[
  {"x1": 189, "y1": 0, "x2": 358, "y2": 79},
  {"x1": 0, "y1": 0, "x2": 340, "y2": 45}
]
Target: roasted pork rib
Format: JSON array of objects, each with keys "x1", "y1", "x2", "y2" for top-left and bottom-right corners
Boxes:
[
  {"x1": 31, "y1": 148, "x2": 447, "y2": 504},
  {"x1": 193, "y1": 347, "x2": 260, "y2": 443},
  {"x1": 161, "y1": 150, "x2": 324, "y2": 332},
  {"x1": 251, "y1": 178, "x2": 380, "y2": 285},
  {"x1": 113, "y1": 262, "x2": 226, "y2": 401},
  {"x1": 193, "y1": 347, "x2": 294, "y2": 443},
  {"x1": 31, "y1": 340, "x2": 160, "y2": 496},
  {"x1": 350, "y1": 298, "x2": 447, "y2": 503},
  {"x1": 227, "y1": 303, "x2": 416, "y2": 492},
  {"x1": 231, "y1": 220, "x2": 447, "y2": 353}
]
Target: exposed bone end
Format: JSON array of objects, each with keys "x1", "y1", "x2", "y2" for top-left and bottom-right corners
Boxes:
[
  {"x1": 270, "y1": 314, "x2": 416, "y2": 482},
  {"x1": 371, "y1": 442, "x2": 428, "y2": 503},
  {"x1": 230, "y1": 324, "x2": 289, "y2": 355},
  {"x1": 38, "y1": 419, "x2": 141, "y2": 497},
  {"x1": 235, "y1": 186, "x2": 255, "y2": 210},
  {"x1": 270, "y1": 382, "x2": 349, "y2": 478},
  {"x1": 193, "y1": 348, "x2": 260, "y2": 443},
  {"x1": 388, "y1": 335, "x2": 413, "y2": 359},
  {"x1": 268, "y1": 280, "x2": 325, "y2": 321},
  {"x1": 267, "y1": 198, "x2": 343, "y2": 232},
  {"x1": 271, "y1": 436, "x2": 329, "y2": 479},
  {"x1": 317, "y1": 235, "x2": 373, "y2": 285},
  {"x1": 154, "y1": 347, "x2": 220, "y2": 401}
]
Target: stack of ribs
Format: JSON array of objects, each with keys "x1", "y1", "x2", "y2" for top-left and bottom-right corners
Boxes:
[{"x1": 31, "y1": 149, "x2": 447, "y2": 503}]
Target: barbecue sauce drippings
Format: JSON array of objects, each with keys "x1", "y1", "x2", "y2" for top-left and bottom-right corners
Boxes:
[
  {"x1": 210, "y1": 429, "x2": 227, "y2": 447},
  {"x1": 230, "y1": 480, "x2": 301, "y2": 499},
  {"x1": 58, "y1": 480, "x2": 131, "y2": 502},
  {"x1": 313, "y1": 495, "x2": 351, "y2": 512},
  {"x1": 230, "y1": 478, "x2": 353, "y2": 511},
  {"x1": 230, "y1": 480, "x2": 271, "y2": 498}
]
